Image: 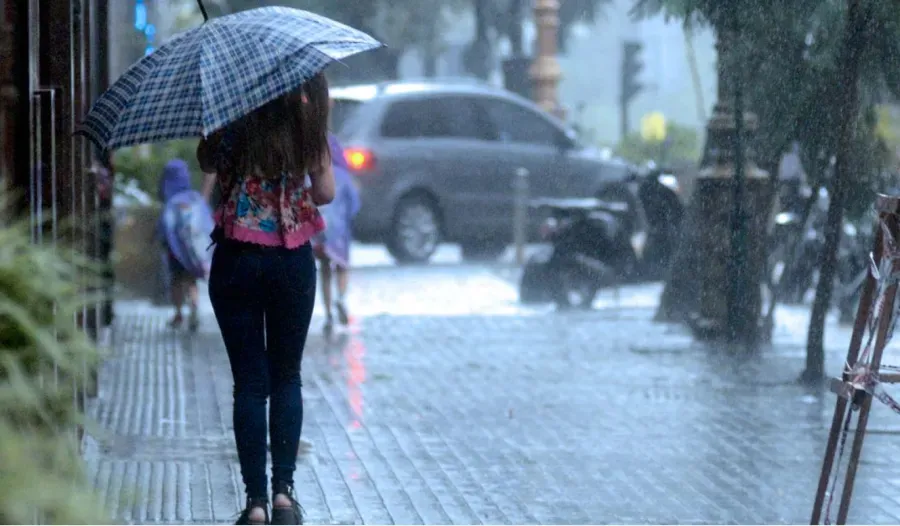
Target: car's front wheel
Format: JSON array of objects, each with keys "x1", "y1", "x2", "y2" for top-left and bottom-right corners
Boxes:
[{"x1": 387, "y1": 194, "x2": 442, "y2": 264}]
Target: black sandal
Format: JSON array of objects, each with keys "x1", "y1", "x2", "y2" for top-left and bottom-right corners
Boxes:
[
  {"x1": 235, "y1": 497, "x2": 269, "y2": 525},
  {"x1": 271, "y1": 482, "x2": 304, "y2": 525}
]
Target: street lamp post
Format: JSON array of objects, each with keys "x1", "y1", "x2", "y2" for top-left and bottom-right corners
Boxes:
[
  {"x1": 656, "y1": 27, "x2": 772, "y2": 344},
  {"x1": 530, "y1": 0, "x2": 562, "y2": 118}
]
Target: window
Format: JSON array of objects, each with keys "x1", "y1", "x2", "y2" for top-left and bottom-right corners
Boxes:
[
  {"x1": 380, "y1": 97, "x2": 494, "y2": 140},
  {"x1": 482, "y1": 99, "x2": 561, "y2": 147},
  {"x1": 380, "y1": 99, "x2": 434, "y2": 138},
  {"x1": 330, "y1": 99, "x2": 363, "y2": 134}
]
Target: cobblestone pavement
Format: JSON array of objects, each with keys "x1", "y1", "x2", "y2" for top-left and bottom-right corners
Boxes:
[{"x1": 85, "y1": 257, "x2": 900, "y2": 524}]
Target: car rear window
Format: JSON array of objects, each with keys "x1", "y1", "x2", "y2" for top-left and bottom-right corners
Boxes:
[{"x1": 330, "y1": 98, "x2": 363, "y2": 134}]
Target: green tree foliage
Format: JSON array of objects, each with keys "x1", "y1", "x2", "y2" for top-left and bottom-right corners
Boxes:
[
  {"x1": 614, "y1": 122, "x2": 701, "y2": 165},
  {"x1": 630, "y1": 0, "x2": 899, "y2": 225},
  {"x1": 0, "y1": 212, "x2": 105, "y2": 523},
  {"x1": 634, "y1": 0, "x2": 900, "y2": 376},
  {"x1": 557, "y1": 0, "x2": 613, "y2": 50},
  {"x1": 631, "y1": 0, "x2": 897, "y2": 200}
]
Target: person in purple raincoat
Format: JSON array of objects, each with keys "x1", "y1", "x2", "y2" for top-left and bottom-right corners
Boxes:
[
  {"x1": 157, "y1": 159, "x2": 200, "y2": 331},
  {"x1": 312, "y1": 133, "x2": 360, "y2": 333}
]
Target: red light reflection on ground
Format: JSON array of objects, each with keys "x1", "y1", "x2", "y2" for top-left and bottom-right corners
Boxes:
[{"x1": 344, "y1": 328, "x2": 366, "y2": 430}]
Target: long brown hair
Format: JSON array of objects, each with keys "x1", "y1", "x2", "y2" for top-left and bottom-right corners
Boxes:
[{"x1": 211, "y1": 73, "x2": 331, "y2": 181}]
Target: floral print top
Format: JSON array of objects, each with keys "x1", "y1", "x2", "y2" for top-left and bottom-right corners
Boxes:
[
  {"x1": 215, "y1": 173, "x2": 325, "y2": 248},
  {"x1": 206, "y1": 129, "x2": 325, "y2": 248}
]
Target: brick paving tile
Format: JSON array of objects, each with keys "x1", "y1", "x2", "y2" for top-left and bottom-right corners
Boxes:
[{"x1": 84, "y1": 271, "x2": 900, "y2": 524}]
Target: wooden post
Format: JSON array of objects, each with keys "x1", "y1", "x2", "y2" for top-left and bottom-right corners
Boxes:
[{"x1": 810, "y1": 195, "x2": 900, "y2": 524}]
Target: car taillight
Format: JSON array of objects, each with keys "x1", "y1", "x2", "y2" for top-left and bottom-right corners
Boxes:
[{"x1": 344, "y1": 147, "x2": 375, "y2": 172}]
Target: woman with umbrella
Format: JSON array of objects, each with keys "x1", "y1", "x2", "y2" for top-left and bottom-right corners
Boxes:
[
  {"x1": 78, "y1": 7, "x2": 382, "y2": 524},
  {"x1": 198, "y1": 75, "x2": 334, "y2": 525}
]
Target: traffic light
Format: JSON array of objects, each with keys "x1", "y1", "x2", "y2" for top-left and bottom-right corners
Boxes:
[
  {"x1": 621, "y1": 40, "x2": 644, "y2": 106},
  {"x1": 619, "y1": 40, "x2": 644, "y2": 139}
]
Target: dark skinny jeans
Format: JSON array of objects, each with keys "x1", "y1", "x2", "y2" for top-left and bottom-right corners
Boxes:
[{"x1": 209, "y1": 236, "x2": 316, "y2": 500}]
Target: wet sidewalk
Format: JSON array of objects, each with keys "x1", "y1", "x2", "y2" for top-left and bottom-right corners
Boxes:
[{"x1": 84, "y1": 267, "x2": 900, "y2": 524}]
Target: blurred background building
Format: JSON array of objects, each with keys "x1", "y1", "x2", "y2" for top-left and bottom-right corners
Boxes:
[
  {"x1": 394, "y1": 0, "x2": 717, "y2": 146},
  {"x1": 108, "y1": 0, "x2": 197, "y2": 79}
]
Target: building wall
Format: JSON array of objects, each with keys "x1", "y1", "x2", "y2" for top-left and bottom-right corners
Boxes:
[
  {"x1": 3, "y1": 0, "x2": 109, "y2": 335},
  {"x1": 0, "y1": 0, "x2": 11, "y2": 192},
  {"x1": 109, "y1": 0, "x2": 198, "y2": 81}
]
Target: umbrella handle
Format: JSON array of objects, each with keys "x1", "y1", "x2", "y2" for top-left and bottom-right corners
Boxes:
[{"x1": 196, "y1": 0, "x2": 209, "y2": 22}]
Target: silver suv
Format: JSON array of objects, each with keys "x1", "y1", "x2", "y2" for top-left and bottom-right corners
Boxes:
[{"x1": 331, "y1": 80, "x2": 636, "y2": 263}]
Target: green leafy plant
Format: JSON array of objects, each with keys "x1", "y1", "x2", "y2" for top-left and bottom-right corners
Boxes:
[
  {"x1": 0, "y1": 211, "x2": 106, "y2": 524},
  {"x1": 614, "y1": 121, "x2": 702, "y2": 165}
]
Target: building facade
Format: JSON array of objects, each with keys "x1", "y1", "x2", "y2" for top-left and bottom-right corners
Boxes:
[{"x1": 1, "y1": 0, "x2": 109, "y2": 339}]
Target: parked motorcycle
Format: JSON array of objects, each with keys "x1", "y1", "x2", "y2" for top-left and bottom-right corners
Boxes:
[
  {"x1": 633, "y1": 164, "x2": 684, "y2": 279},
  {"x1": 519, "y1": 165, "x2": 684, "y2": 309},
  {"x1": 835, "y1": 215, "x2": 876, "y2": 324},
  {"x1": 518, "y1": 198, "x2": 631, "y2": 308},
  {"x1": 767, "y1": 186, "x2": 825, "y2": 305},
  {"x1": 766, "y1": 185, "x2": 878, "y2": 321}
]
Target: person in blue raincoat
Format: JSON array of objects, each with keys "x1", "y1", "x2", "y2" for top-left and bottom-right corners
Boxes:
[
  {"x1": 157, "y1": 159, "x2": 201, "y2": 331},
  {"x1": 312, "y1": 133, "x2": 361, "y2": 333}
]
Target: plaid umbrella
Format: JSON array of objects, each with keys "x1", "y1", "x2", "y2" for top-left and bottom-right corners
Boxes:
[{"x1": 78, "y1": 6, "x2": 382, "y2": 151}]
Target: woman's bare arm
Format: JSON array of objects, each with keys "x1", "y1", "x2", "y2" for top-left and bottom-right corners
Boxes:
[
  {"x1": 309, "y1": 160, "x2": 335, "y2": 205},
  {"x1": 200, "y1": 172, "x2": 217, "y2": 202}
]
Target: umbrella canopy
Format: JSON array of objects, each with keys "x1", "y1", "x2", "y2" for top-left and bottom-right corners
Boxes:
[{"x1": 78, "y1": 6, "x2": 382, "y2": 151}]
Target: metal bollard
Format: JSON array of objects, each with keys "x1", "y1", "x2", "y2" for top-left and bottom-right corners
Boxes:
[{"x1": 513, "y1": 167, "x2": 530, "y2": 265}]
